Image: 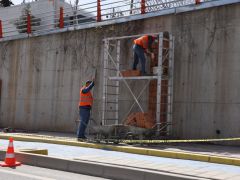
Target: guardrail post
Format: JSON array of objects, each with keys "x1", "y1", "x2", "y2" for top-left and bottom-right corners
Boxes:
[
  {"x1": 97, "y1": 0, "x2": 101, "y2": 22},
  {"x1": 27, "y1": 13, "x2": 31, "y2": 34},
  {"x1": 59, "y1": 7, "x2": 64, "y2": 28},
  {"x1": 141, "y1": 0, "x2": 146, "y2": 14},
  {"x1": 0, "y1": 20, "x2": 2, "y2": 38},
  {"x1": 195, "y1": 0, "x2": 201, "y2": 4}
]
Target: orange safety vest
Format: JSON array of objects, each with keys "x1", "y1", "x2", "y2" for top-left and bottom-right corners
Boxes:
[
  {"x1": 79, "y1": 86, "x2": 93, "y2": 107},
  {"x1": 134, "y1": 35, "x2": 149, "y2": 49}
]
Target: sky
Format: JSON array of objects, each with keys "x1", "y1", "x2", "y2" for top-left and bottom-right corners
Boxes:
[
  {"x1": 10, "y1": 0, "x2": 135, "y2": 18},
  {"x1": 12, "y1": 0, "x2": 92, "y2": 5},
  {"x1": 11, "y1": 0, "x2": 130, "y2": 7},
  {"x1": 12, "y1": 0, "x2": 26, "y2": 5},
  {"x1": 11, "y1": 0, "x2": 132, "y2": 15}
]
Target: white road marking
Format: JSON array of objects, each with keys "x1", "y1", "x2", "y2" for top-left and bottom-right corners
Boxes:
[{"x1": 0, "y1": 168, "x2": 56, "y2": 180}]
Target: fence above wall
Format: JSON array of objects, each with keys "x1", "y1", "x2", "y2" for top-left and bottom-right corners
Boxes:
[{"x1": 0, "y1": 0, "x2": 218, "y2": 39}]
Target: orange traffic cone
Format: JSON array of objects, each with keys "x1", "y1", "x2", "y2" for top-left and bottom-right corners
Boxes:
[{"x1": 0, "y1": 137, "x2": 21, "y2": 167}]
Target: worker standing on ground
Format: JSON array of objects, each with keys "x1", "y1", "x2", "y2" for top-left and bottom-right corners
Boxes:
[
  {"x1": 77, "y1": 78, "x2": 95, "y2": 140},
  {"x1": 132, "y1": 35, "x2": 156, "y2": 75}
]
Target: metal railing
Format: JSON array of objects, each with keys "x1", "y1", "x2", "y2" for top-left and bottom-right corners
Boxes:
[{"x1": 0, "y1": 0, "x2": 213, "y2": 39}]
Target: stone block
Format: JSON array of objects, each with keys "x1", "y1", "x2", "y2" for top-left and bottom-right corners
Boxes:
[
  {"x1": 124, "y1": 112, "x2": 155, "y2": 129},
  {"x1": 121, "y1": 70, "x2": 141, "y2": 77}
]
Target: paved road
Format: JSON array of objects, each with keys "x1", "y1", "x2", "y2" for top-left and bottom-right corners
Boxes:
[{"x1": 0, "y1": 163, "x2": 109, "y2": 180}]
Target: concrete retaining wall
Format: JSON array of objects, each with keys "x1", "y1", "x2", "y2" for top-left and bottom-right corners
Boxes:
[{"x1": 0, "y1": 2, "x2": 240, "y2": 140}]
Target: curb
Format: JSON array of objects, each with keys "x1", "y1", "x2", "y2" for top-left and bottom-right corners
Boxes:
[
  {"x1": 0, "y1": 150, "x2": 207, "y2": 180},
  {"x1": 18, "y1": 149, "x2": 48, "y2": 155},
  {"x1": 0, "y1": 134, "x2": 239, "y2": 167}
]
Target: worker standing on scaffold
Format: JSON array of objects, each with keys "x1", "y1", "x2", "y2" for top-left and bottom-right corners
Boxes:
[
  {"x1": 132, "y1": 35, "x2": 156, "y2": 75},
  {"x1": 77, "y1": 78, "x2": 94, "y2": 141}
]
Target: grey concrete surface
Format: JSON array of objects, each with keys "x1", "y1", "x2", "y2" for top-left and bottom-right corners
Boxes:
[
  {"x1": 1, "y1": 139, "x2": 240, "y2": 180},
  {"x1": 0, "y1": 163, "x2": 108, "y2": 180},
  {"x1": 0, "y1": 1, "x2": 240, "y2": 143},
  {"x1": 1, "y1": 132, "x2": 240, "y2": 158},
  {"x1": 0, "y1": 150, "x2": 211, "y2": 180}
]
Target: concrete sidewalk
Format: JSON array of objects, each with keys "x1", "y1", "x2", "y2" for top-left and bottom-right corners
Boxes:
[
  {"x1": 0, "y1": 162, "x2": 108, "y2": 180},
  {"x1": 0, "y1": 131, "x2": 239, "y2": 166},
  {"x1": 0, "y1": 135, "x2": 240, "y2": 180},
  {"x1": 1, "y1": 140, "x2": 240, "y2": 180},
  {"x1": 0, "y1": 150, "x2": 210, "y2": 180}
]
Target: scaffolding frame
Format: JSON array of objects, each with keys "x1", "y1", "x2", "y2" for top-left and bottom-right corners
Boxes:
[{"x1": 101, "y1": 32, "x2": 174, "y2": 136}]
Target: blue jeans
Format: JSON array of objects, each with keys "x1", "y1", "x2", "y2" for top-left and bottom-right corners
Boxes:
[
  {"x1": 133, "y1": 44, "x2": 146, "y2": 74},
  {"x1": 77, "y1": 106, "x2": 91, "y2": 138}
]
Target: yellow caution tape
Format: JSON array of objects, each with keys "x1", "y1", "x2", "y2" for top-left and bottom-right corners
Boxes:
[
  {"x1": 122, "y1": 137, "x2": 240, "y2": 144},
  {"x1": 1, "y1": 132, "x2": 240, "y2": 145}
]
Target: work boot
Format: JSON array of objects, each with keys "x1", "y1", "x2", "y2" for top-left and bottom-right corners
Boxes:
[
  {"x1": 141, "y1": 72, "x2": 152, "y2": 76},
  {"x1": 77, "y1": 136, "x2": 87, "y2": 141}
]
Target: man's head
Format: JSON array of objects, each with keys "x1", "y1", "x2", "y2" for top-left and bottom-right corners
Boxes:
[{"x1": 85, "y1": 80, "x2": 92, "y2": 86}]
